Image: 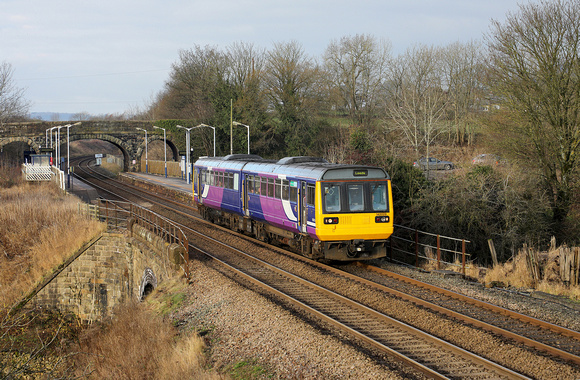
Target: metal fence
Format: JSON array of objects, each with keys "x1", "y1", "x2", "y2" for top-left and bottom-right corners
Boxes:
[
  {"x1": 390, "y1": 224, "x2": 471, "y2": 275},
  {"x1": 79, "y1": 199, "x2": 189, "y2": 279}
]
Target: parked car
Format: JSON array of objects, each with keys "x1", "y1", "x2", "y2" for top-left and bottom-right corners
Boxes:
[
  {"x1": 472, "y1": 154, "x2": 504, "y2": 166},
  {"x1": 413, "y1": 157, "x2": 454, "y2": 170}
]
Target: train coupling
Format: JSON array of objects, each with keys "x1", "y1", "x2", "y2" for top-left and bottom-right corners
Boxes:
[{"x1": 347, "y1": 239, "x2": 367, "y2": 258}]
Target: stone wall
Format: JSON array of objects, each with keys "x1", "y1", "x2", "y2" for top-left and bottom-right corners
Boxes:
[{"x1": 31, "y1": 224, "x2": 185, "y2": 323}]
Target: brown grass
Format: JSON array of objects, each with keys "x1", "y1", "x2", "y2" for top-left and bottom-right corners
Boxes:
[
  {"x1": 0, "y1": 182, "x2": 105, "y2": 307},
  {"x1": 484, "y1": 247, "x2": 580, "y2": 300},
  {"x1": 420, "y1": 243, "x2": 580, "y2": 301},
  {"x1": 73, "y1": 288, "x2": 224, "y2": 379},
  {"x1": 484, "y1": 252, "x2": 535, "y2": 289}
]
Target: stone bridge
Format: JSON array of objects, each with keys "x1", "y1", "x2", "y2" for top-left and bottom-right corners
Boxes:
[{"x1": 0, "y1": 121, "x2": 182, "y2": 172}]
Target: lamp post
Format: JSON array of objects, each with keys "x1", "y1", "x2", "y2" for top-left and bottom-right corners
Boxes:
[
  {"x1": 194, "y1": 124, "x2": 216, "y2": 157},
  {"x1": 56, "y1": 125, "x2": 65, "y2": 170},
  {"x1": 65, "y1": 122, "x2": 81, "y2": 188},
  {"x1": 47, "y1": 126, "x2": 58, "y2": 165},
  {"x1": 176, "y1": 125, "x2": 194, "y2": 184},
  {"x1": 136, "y1": 127, "x2": 148, "y2": 174},
  {"x1": 232, "y1": 121, "x2": 250, "y2": 154},
  {"x1": 45, "y1": 128, "x2": 52, "y2": 148},
  {"x1": 153, "y1": 125, "x2": 167, "y2": 177}
]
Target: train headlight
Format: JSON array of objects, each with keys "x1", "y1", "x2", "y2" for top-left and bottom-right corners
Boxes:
[
  {"x1": 375, "y1": 216, "x2": 390, "y2": 223},
  {"x1": 324, "y1": 217, "x2": 339, "y2": 224}
]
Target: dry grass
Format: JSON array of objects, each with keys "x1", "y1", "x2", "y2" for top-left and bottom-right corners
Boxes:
[
  {"x1": 73, "y1": 286, "x2": 224, "y2": 379},
  {"x1": 484, "y1": 247, "x2": 580, "y2": 301},
  {"x1": 0, "y1": 178, "x2": 223, "y2": 379},
  {"x1": 0, "y1": 182, "x2": 105, "y2": 307},
  {"x1": 420, "y1": 243, "x2": 580, "y2": 301},
  {"x1": 484, "y1": 252, "x2": 536, "y2": 289}
]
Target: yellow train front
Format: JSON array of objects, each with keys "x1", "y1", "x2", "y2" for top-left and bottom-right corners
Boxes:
[{"x1": 312, "y1": 168, "x2": 394, "y2": 260}]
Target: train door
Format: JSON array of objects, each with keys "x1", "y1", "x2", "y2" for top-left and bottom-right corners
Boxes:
[
  {"x1": 243, "y1": 174, "x2": 249, "y2": 217},
  {"x1": 196, "y1": 168, "x2": 203, "y2": 203},
  {"x1": 299, "y1": 181, "x2": 308, "y2": 233}
]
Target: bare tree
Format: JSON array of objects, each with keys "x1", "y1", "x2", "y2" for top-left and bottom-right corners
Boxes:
[
  {"x1": 386, "y1": 44, "x2": 449, "y2": 163},
  {"x1": 162, "y1": 45, "x2": 231, "y2": 120},
  {"x1": 0, "y1": 62, "x2": 31, "y2": 124},
  {"x1": 227, "y1": 42, "x2": 269, "y2": 126},
  {"x1": 264, "y1": 41, "x2": 322, "y2": 155},
  {"x1": 323, "y1": 34, "x2": 391, "y2": 128},
  {"x1": 487, "y1": 0, "x2": 580, "y2": 228},
  {"x1": 442, "y1": 40, "x2": 484, "y2": 145}
]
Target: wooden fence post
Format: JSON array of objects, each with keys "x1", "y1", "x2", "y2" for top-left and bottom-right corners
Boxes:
[
  {"x1": 488, "y1": 239, "x2": 498, "y2": 267},
  {"x1": 415, "y1": 229, "x2": 419, "y2": 268},
  {"x1": 437, "y1": 235, "x2": 441, "y2": 270}
]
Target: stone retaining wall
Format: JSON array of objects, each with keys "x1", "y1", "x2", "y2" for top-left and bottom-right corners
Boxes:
[{"x1": 31, "y1": 223, "x2": 185, "y2": 323}]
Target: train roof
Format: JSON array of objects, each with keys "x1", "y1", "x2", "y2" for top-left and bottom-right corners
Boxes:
[{"x1": 194, "y1": 155, "x2": 390, "y2": 181}]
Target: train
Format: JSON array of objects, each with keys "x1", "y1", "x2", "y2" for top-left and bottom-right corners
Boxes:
[{"x1": 192, "y1": 154, "x2": 394, "y2": 261}]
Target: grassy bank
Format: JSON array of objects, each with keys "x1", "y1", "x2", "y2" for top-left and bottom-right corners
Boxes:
[{"x1": 0, "y1": 182, "x2": 105, "y2": 307}]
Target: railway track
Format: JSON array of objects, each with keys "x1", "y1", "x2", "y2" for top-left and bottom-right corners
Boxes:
[
  {"x1": 347, "y1": 262, "x2": 580, "y2": 365},
  {"x1": 71, "y1": 160, "x2": 580, "y2": 378}
]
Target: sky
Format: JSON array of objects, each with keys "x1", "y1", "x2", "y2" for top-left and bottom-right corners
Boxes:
[{"x1": 2, "y1": 0, "x2": 524, "y2": 116}]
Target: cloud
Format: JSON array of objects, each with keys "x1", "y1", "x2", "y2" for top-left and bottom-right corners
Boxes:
[{"x1": 2, "y1": 0, "x2": 522, "y2": 114}]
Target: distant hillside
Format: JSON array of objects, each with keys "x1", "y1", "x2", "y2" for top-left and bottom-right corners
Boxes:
[{"x1": 30, "y1": 112, "x2": 79, "y2": 121}]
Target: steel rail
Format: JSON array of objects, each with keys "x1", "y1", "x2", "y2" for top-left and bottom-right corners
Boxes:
[
  {"x1": 187, "y1": 233, "x2": 529, "y2": 379},
  {"x1": 356, "y1": 262, "x2": 580, "y2": 364}
]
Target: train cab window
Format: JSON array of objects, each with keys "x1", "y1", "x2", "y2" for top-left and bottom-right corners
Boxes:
[
  {"x1": 261, "y1": 177, "x2": 267, "y2": 195},
  {"x1": 267, "y1": 178, "x2": 275, "y2": 197},
  {"x1": 322, "y1": 184, "x2": 341, "y2": 212},
  {"x1": 348, "y1": 184, "x2": 365, "y2": 211},
  {"x1": 306, "y1": 184, "x2": 315, "y2": 206},
  {"x1": 282, "y1": 180, "x2": 289, "y2": 200},
  {"x1": 371, "y1": 183, "x2": 388, "y2": 211}
]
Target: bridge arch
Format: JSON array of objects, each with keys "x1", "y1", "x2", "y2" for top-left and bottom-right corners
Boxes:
[
  {"x1": 0, "y1": 136, "x2": 44, "y2": 154},
  {"x1": 56, "y1": 133, "x2": 179, "y2": 172},
  {"x1": 135, "y1": 134, "x2": 180, "y2": 168}
]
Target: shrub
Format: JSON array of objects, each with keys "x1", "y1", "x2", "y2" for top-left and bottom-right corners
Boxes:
[{"x1": 408, "y1": 165, "x2": 552, "y2": 264}]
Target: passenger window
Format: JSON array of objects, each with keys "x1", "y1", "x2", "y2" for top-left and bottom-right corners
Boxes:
[
  {"x1": 261, "y1": 177, "x2": 267, "y2": 195},
  {"x1": 289, "y1": 186, "x2": 298, "y2": 203},
  {"x1": 371, "y1": 183, "x2": 388, "y2": 211},
  {"x1": 282, "y1": 180, "x2": 289, "y2": 200},
  {"x1": 275, "y1": 179, "x2": 282, "y2": 199},
  {"x1": 306, "y1": 184, "x2": 315, "y2": 206},
  {"x1": 268, "y1": 178, "x2": 274, "y2": 197},
  {"x1": 348, "y1": 184, "x2": 364, "y2": 211},
  {"x1": 323, "y1": 184, "x2": 341, "y2": 212}
]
